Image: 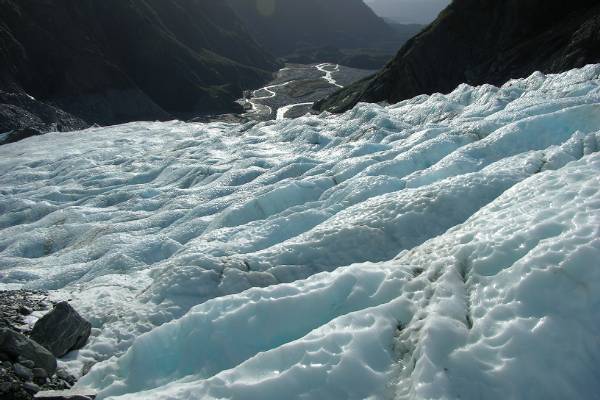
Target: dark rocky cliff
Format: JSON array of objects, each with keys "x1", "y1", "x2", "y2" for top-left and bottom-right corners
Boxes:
[
  {"x1": 0, "y1": 0, "x2": 279, "y2": 138},
  {"x1": 315, "y1": 0, "x2": 600, "y2": 113}
]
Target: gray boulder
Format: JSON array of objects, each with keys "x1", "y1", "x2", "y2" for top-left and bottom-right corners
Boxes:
[
  {"x1": 18, "y1": 357, "x2": 35, "y2": 369},
  {"x1": 23, "y1": 381, "x2": 41, "y2": 394},
  {"x1": 32, "y1": 367, "x2": 48, "y2": 379},
  {"x1": 13, "y1": 363, "x2": 33, "y2": 380},
  {"x1": 30, "y1": 302, "x2": 91, "y2": 358},
  {"x1": 0, "y1": 328, "x2": 57, "y2": 375}
]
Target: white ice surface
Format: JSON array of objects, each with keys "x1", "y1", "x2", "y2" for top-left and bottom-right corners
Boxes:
[{"x1": 0, "y1": 65, "x2": 599, "y2": 399}]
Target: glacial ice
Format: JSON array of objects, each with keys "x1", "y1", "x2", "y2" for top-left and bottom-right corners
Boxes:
[{"x1": 0, "y1": 65, "x2": 599, "y2": 399}]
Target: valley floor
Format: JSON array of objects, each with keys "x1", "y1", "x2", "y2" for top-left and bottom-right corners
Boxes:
[
  {"x1": 239, "y1": 63, "x2": 374, "y2": 121},
  {"x1": 0, "y1": 65, "x2": 599, "y2": 399}
]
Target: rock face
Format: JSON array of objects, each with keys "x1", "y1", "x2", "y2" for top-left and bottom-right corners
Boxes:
[
  {"x1": 0, "y1": 0, "x2": 279, "y2": 139},
  {"x1": 315, "y1": 0, "x2": 600, "y2": 113},
  {"x1": 0, "y1": 329, "x2": 57, "y2": 376},
  {"x1": 30, "y1": 303, "x2": 91, "y2": 358},
  {"x1": 0, "y1": 92, "x2": 88, "y2": 145}
]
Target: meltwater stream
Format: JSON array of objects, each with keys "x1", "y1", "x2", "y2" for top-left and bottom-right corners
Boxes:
[{"x1": 242, "y1": 63, "x2": 366, "y2": 120}]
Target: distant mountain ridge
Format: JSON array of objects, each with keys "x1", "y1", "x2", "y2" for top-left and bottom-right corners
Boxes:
[
  {"x1": 225, "y1": 0, "x2": 420, "y2": 69},
  {"x1": 226, "y1": 0, "x2": 399, "y2": 56},
  {"x1": 365, "y1": 0, "x2": 450, "y2": 24},
  {"x1": 0, "y1": 0, "x2": 280, "y2": 138},
  {"x1": 316, "y1": 0, "x2": 600, "y2": 113}
]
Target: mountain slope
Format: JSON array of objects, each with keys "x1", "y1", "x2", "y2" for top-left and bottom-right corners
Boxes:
[
  {"x1": 226, "y1": 0, "x2": 397, "y2": 55},
  {"x1": 0, "y1": 65, "x2": 598, "y2": 399},
  {"x1": 0, "y1": 0, "x2": 279, "y2": 133},
  {"x1": 316, "y1": 0, "x2": 600, "y2": 113},
  {"x1": 365, "y1": 0, "x2": 450, "y2": 24}
]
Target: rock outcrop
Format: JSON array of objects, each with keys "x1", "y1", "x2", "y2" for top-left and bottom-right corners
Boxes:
[
  {"x1": 0, "y1": 293, "x2": 92, "y2": 400},
  {"x1": 0, "y1": 92, "x2": 88, "y2": 145},
  {"x1": 0, "y1": 329, "x2": 57, "y2": 376},
  {"x1": 315, "y1": 0, "x2": 600, "y2": 113}
]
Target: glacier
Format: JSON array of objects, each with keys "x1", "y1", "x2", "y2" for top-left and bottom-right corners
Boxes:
[{"x1": 0, "y1": 65, "x2": 599, "y2": 399}]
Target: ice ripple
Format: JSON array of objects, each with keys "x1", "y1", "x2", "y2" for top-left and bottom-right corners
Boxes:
[{"x1": 0, "y1": 65, "x2": 599, "y2": 399}]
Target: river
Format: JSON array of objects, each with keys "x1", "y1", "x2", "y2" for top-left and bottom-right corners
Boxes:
[{"x1": 240, "y1": 63, "x2": 373, "y2": 121}]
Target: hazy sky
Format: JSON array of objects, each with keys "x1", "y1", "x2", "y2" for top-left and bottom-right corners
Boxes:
[{"x1": 364, "y1": 0, "x2": 451, "y2": 24}]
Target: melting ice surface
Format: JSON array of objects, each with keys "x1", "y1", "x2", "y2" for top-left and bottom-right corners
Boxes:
[{"x1": 1, "y1": 66, "x2": 600, "y2": 399}]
